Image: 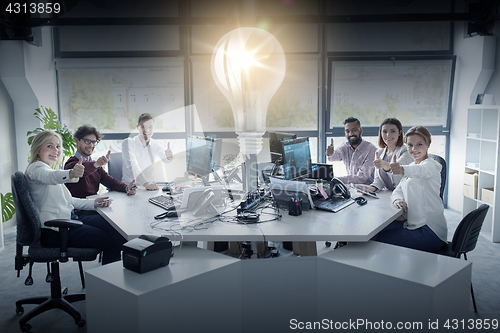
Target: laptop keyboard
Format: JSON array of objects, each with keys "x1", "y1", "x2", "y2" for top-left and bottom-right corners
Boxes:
[
  {"x1": 315, "y1": 197, "x2": 355, "y2": 213},
  {"x1": 148, "y1": 195, "x2": 178, "y2": 211}
]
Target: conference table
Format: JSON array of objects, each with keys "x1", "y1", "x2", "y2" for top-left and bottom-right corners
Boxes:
[
  {"x1": 87, "y1": 187, "x2": 472, "y2": 333},
  {"x1": 95, "y1": 185, "x2": 403, "y2": 244}
]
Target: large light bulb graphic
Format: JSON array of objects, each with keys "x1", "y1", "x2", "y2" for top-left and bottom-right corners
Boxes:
[{"x1": 211, "y1": 27, "x2": 286, "y2": 156}]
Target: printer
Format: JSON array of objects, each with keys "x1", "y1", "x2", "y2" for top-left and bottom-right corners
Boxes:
[{"x1": 123, "y1": 235, "x2": 172, "y2": 274}]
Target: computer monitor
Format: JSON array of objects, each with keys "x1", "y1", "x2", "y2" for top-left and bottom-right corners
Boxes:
[
  {"x1": 268, "y1": 131, "x2": 297, "y2": 164},
  {"x1": 282, "y1": 137, "x2": 312, "y2": 180},
  {"x1": 186, "y1": 136, "x2": 222, "y2": 177}
]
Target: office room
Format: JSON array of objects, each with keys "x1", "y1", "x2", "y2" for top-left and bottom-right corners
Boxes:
[{"x1": 1, "y1": 0, "x2": 500, "y2": 332}]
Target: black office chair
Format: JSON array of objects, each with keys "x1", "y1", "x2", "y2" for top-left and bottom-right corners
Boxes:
[
  {"x1": 108, "y1": 152, "x2": 123, "y2": 181},
  {"x1": 429, "y1": 154, "x2": 446, "y2": 201},
  {"x1": 12, "y1": 172, "x2": 101, "y2": 332},
  {"x1": 435, "y1": 204, "x2": 489, "y2": 313}
]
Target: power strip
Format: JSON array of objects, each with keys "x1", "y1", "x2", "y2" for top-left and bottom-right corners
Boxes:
[{"x1": 237, "y1": 189, "x2": 270, "y2": 213}]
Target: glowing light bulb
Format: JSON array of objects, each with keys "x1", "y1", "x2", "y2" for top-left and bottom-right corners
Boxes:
[{"x1": 211, "y1": 27, "x2": 286, "y2": 155}]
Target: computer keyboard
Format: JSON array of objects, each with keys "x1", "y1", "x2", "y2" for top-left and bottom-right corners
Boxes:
[
  {"x1": 315, "y1": 197, "x2": 355, "y2": 213},
  {"x1": 148, "y1": 195, "x2": 178, "y2": 211}
]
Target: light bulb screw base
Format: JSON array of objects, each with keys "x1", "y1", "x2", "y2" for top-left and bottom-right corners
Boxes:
[{"x1": 236, "y1": 132, "x2": 264, "y2": 156}]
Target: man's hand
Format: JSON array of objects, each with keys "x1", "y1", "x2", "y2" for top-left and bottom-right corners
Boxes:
[
  {"x1": 126, "y1": 179, "x2": 137, "y2": 195},
  {"x1": 326, "y1": 138, "x2": 334, "y2": 156},
  {"x1": 69, "y1": 156, "x2": 85, "y2": 179},
  {"x1": 144, "y1": 182, "x2": 159, "y2": 191},
  {"x1": 390, "y1": 154, "x2": 404, "y2": 175},
  {"x1": 94, "y1": 150, "x2": 111, "y2": 168},
  {"x1": 94, "y1": 196, "x2": 112, "y2": 207},
  {"x1": 165, "y1": 142, "x2": 173, "y2": 161},
  {"x1": 393, "y1": 199, "x2": 408, "y2": 212}
]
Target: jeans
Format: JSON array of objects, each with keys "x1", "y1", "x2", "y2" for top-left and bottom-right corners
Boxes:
[
  {"x1": 371, "y1": 220, "x2": 446, "y2": 252},
  {"x1": 41, "y1": 211, "x2": 127, "y2": 265}
]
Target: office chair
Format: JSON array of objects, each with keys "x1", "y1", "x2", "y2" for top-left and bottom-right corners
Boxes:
[
  {"x1": 12, "y1": 172, "x2": 101, "y2": 332},
  {"x1": 429, "y1": 154, "x2": 446, "y2": 201},
  {"x1": 108, "y1": 152, "x2": 123, "y2": 181},
  {"x1": 435, "y1": 204, "x2": 489, "y2": 313}
]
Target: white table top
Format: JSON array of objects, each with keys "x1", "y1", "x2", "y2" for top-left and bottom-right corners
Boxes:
[
  {"x1": 319, "y1": 241, "x2": 471, "y2": 288},
  {"x1": 96, "y1": 187, "x2": 402, "y2": 242}
]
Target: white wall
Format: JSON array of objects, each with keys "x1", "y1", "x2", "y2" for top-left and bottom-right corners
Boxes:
[
  {"x1": 0, "y1": 27, "x2": 58, "y2": 231},
  {"x1": 485, "y1": 25, "x2": 500, "y2": 98},
  {"x1": 0, "y1": 27, "x2": 58, "y2": 173},
  {"x1": 0, "y1": 80, "x2": 16, "y2": 236},
  {"x1": 24, "y1": 28, "x2": 58, "y2": 115},
  {"x1": 448, "y1": 23, "x2": 499, "y2": 212}
]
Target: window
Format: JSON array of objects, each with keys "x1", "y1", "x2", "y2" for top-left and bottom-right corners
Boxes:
[
  {"x1": 57, "y1": 58, "x2": 186, "y2": 134},
  {"x1": 191, "y1": 55, "x2": 319, "y2": 133},
  {"x1": 327, "y1": 58, "x2": 454, "y2": 129}
]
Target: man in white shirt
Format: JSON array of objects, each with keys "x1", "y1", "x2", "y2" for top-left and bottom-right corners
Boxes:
[{"x1": 122, "y1": 113, "x2": 174, "y2": 190}]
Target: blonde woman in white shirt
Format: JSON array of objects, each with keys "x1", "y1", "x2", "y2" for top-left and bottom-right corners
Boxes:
[
  {"x1": 371, "y1": 126, "x2": 447, "y2": 252},
  {"x1": 25, "y1": 130, "x2": 126, "y2": 264},
  {"x1": 356, "y1": 118, "x2": 413, "y2": 192}
]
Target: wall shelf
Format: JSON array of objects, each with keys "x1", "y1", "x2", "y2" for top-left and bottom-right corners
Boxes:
[{"x1": 463, "y1": 106, "x2": 500, "y2": 242}]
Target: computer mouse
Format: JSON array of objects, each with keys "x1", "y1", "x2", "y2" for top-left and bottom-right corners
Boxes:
[
  {"x1": 354, "y1": 197, "x2": 367, "y2": 206},
  {"x1": 154, "y1": 211, "x2": 179, "y2": 219},
  {"x1": 166, "y1": 211, "x2": 178, "y2": 217}
]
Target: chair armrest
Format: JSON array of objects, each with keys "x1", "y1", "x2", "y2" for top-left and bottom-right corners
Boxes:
[
  {"x1": 44, "y1": 219, "x2": 83, "y2": 262},
  {"x1": 44, "y1": 219, "x2": 82, "y2": 228}
]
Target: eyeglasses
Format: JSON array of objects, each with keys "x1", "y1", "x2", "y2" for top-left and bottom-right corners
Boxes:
[{"x1": 81, "y1": 138, "x2": 99, "y2": 146}]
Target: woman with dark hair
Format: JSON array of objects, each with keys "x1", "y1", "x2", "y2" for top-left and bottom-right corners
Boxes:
[
  {"x1": 371, "y1": 126, "x2": 447, "y2": 252},
  {"x1": 357, "y1": 118, "x2": 413, "y2": 192}
]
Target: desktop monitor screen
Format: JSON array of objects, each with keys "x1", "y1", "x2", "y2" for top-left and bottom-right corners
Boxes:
[
  {"x1": 186, "y1": 136, "x2": 221, "y2": 177},
  {"x1": 282, "y1": 137, "x2": 312, "y2": 180},
  {"x1": 269, "y1": 132, "x2": 297, "y2": 164}
]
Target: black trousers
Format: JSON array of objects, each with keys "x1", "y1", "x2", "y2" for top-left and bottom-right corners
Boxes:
[{"x1": 41, "y1": 211, "x2": 126, "y2": 265}]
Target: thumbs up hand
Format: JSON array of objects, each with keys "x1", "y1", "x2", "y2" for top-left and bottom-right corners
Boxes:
[
  {"x1": 126, "y1": 179, "x2": 137, "y2": 195},
  {"x1": 69, "y1": 156, "x2": 85, "y2": 179},
  {"x1": 165, "y1": 142, "x2": 173, "y2": 161},
  {"x1": 326, "y1": 138, "x2": 334, "y2": 156},
  {"x1": 374, "y1": 151, "x2": 391, "y2": 171},
  {"x1": 390, "y1": 154, "x2": 404, "y2": 175},
  {"x1": 94, "y1": 150, "x2": 111, "y2": 168},
  {"x1": 373, "y1": 151, "x2": 383, "y2": 169}
]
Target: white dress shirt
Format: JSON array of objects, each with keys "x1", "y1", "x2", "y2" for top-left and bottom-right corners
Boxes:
[
  {"x1": 391, "y1": 157, "x2": 448, "y2": 242},
  {"x1": 121, "y1": 135, "x2": 171, "y2": 186}
]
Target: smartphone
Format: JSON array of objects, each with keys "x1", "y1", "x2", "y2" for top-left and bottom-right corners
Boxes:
[
  {"x1": 98, "y1": 198, "x2": 113, "y2": 205},
  {"x1": 354, "y1": 185, "x2": 379, "y2": 199}
]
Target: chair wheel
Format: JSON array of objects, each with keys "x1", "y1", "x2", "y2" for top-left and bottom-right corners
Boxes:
[
  {"x1": 24, "y1": 276, "x2": 33, "y2": 286},
  {"x1": 77, "y1": 319, "x2": 86, "y2": 328},
  {"x1": 16, "y1": 306, "x2": 24, "y2": 315},
  {"x1": 20, "y1": 323, "x2": 31, "y2": 332},
  {"x1": 62, "y1": 287, "x2": 68, "y2": 295}
]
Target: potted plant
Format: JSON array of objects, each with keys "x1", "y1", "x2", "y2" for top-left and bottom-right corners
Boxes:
[
  {"x1": 1, "y1": 192, "x2": 15, "y2": 224},
  {"x1": 27, "y1": 106, "x2": 76, "y2": 165}
]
